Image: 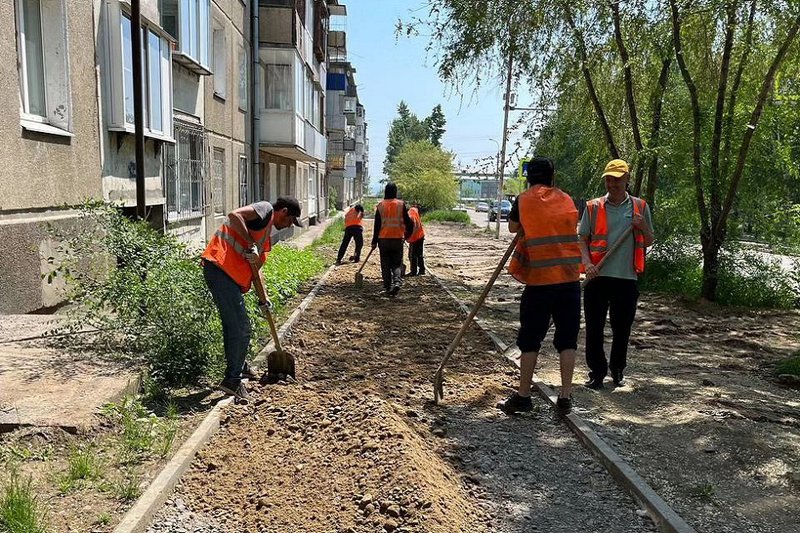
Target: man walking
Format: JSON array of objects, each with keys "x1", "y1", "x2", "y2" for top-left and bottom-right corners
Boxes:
[
  {"x1": 406, "y1": 204, "x2": 426, "y2": 276},
  {"x1": 201, "y1": 197, "x2": 303, "y2": 403},
  {"x1": 497, "y1": 157, "x2": 582, "y2": 414},
  {"x1": 580, "y1": 159, "x2": 654, "y2": 389},
  {"x1": 371, "y1": 182, "x2": 414, "y2": 296},
  {"x1": 337, "y1": 203, "x2": 364, "y2": 264}
]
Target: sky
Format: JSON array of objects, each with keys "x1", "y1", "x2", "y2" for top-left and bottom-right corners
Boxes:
[{"x1": 342, "y1": 0, "x2": 531, "y2": 194}]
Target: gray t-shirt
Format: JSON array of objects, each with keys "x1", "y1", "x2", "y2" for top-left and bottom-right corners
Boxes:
[
  {"x1": 246, "y1": 201, "x2": 274, "y2": 231},
  {"x1": 579, "y1": 195, "x2": 653, "y2": 280}
]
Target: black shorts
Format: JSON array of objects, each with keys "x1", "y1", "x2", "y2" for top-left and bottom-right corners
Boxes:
[{"x1": 517, "y1": 281, "x2": 581, "y2": 353}]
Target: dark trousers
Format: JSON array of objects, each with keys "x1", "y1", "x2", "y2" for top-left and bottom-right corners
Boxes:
[
  {"x1": 408, "y1": 238, "x2": 425, "y2": 275},
  {"x1": 378, "y1": 238, "x2": 404, "y2": 291},
  {"x1": 337, "y1": 226, "x2": 363, "y2": 262},
  {"x1": 203, "y1": 262, "x2": 250, "y2": 385},
  {"x1": 584, "y1": 276, "x2": 639, "y2": 378}
]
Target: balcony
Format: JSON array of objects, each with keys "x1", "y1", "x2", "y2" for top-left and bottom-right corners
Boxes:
[
  {"x1": 327, "y1": 114, "x2": 346, "y2": 132},
  {"x1": 260, "y1": 110, "x2": 326, "y2": 163}
]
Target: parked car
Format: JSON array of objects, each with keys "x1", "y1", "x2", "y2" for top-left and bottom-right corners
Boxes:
[
  {"x1": 475, "y1": 201, "x2": 490, "y2": 212},
  {"x1": 453, "y1": 203, "x2": 468, "y2": 212},
  {"x1": 488, "y1": 200, "x2": 512, "y2": 222}
]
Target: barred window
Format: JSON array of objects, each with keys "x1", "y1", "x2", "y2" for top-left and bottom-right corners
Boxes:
[
  {"x1": 212, "y1": 148, "x2": 225, "y2": 215},
  {"x1": 165, "y1": 120, "x2": 207, "y2": 220}
]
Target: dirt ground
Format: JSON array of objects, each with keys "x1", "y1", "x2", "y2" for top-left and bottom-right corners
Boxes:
[
  {"x1": 149, "y1": 230, "x2": 655, "y2": 533},
  {"x1": 425, "y1": 222, "x2": 800, "y2": 533}
]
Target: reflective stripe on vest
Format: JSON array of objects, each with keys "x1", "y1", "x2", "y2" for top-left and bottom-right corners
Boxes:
[
  {"x1": 407, "y1": 207, "x2": 425, "y2": 243},
  {"x1": 507, "y1": 186, "x2": 581, "y2": 286},
  {"x1": 345, "y1": 207, "x2": 363, "y2": 228},
  {"x1": 201, "y1": 219, "x2": 272, "y2": 292},
  {"x1": 585, "y1": 196, "x2": 646, "y2": 274},
  {"x1": 377, "y1": 199, "x2": 405, "y2": 239}
]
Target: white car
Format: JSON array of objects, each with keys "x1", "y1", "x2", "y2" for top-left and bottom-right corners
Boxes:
[
  {"x1": 453, "y1": 204, "x2": 468, "y2": 212},
  {"x1": 475, "y1": 202, "x2": 490, "y2": 212}
]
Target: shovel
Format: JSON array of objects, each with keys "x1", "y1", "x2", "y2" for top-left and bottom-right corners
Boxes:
[
  {"x1": 248, "y1": 261, "x2": 296, "y2": 383},
  {"x1": 354, "y1": 246, "x2": 376, "y2": 287},
  {"x1": 433, "y1": 234, "x2": 520, "y2": 403},
  {"x1": 580, "y1": 226, "x2": 634, "y2": 288}
]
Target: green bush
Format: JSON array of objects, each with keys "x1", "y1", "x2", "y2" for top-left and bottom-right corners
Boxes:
[
  {"x1": 0, "y1": 470, "x2": 47, "y2": 533},
  {"x1": 639, "y1": 238, "x2": 702, "y2": 297},
  {"x1": 361, "y1": 197, "x2": 379, "y2": 216},
  {"x1": 262, "y1": 244, "x2": 325, "y2": 304},
  {"x1": 421, "y1": 210, "x2": 471, "y2": 224}
]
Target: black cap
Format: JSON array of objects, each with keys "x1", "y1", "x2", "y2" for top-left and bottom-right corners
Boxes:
[
  {"x1": 274, "y1": 196, "x2": 304, "y2": 227},
  {"x1": 526, "y1": 157, "x2": 555, "y2": 180}
]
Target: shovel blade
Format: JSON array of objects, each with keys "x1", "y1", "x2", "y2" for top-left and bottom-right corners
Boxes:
[
  {"x1": 267, "y1": 349, "x2": 295, "y2": 379},
  {"x1": 433, "y1": 371, "x2": 444, "y2": 404},
  {"x1": 355, "y1": 272, "x2": 364, "y2": 287}
]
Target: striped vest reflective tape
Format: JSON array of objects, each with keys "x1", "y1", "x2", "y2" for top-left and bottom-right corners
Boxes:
[
  {"x1": 585, "y1": 196, "x2": 646, "y2": 274},
  {"x1": 377, "y1": 199, "x2": 405, "y2": 239},
  {"x1": 201, "y1": 219, "x2": 272, "y2": 293},
  {"x1": 344, "y1": 207, "x2": 363, "y2": 228},
  {"x1": 407, "y1": 207, "x2": 425, "y2": 243}
]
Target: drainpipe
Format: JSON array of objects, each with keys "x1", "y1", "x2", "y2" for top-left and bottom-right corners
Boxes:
[
  {"x1": 251, "y1": 0, "x2": 260, "y2": 201},
  {"x1": 131, "y1": 0, "x2": 146, "y2": 220}
]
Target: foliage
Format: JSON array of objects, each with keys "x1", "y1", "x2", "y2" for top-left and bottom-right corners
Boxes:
[
  {"x1": 389, "y1": 141, "x2": 458, "y2": 209},
  {"x1": 328, "y1": 186, "x2": 339, "y2": 211},
  {"x1": 101, "y1": 396, "x2": 180, "y2": 465},
  {"x1": 262, "y1": 244, "x2": 325, "y2": 306},
  {"x1": 0, "y1": 470, "x2": 47, "y2": 533},
  {"x1": 58, "y1": 446, "x2": 103, "y2": 494},
  {"x1": 361, "y1": 197, "x2": 380, "y2": 216},
  {"x1": 422, "y1": 210, "x2": 472, "y2": 224},
  {"x1": 384, "y1": 101, "x2": 448, "y2": 174}
]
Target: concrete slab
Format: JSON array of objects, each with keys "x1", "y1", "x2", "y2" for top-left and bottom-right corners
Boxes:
[{"x1": 0, "y1": 315, "x2": 138, "y2": 433}]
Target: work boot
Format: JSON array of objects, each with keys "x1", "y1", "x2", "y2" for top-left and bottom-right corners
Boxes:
[
  {"x1": 556, "y1": 396, "x2": 573, "y2": 413},
  {"x1": 217, "y1": 379, "x2": 250, "y2": 404},
  {"x1": 497, "y1": 392, "x2": 533, "y2": 414},
  {"x1": 390, "y1": 281, "x2": 401, "y2": 296},
  {"x1": 611, "y1": 369, "x2": 625, "y2": 387},
  {"x1": 241, "y1": 363, "x2": 258, "y2": 381}
]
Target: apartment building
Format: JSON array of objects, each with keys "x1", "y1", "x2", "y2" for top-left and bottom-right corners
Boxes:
[{"x1": 259, "y1": 0, "x2": 329, "y2": 238}]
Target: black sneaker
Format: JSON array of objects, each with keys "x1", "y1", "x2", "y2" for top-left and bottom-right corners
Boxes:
[
  {"x1": 556, "y1": 396, "x2": 573, "y2": 413},
  {"x1": 390, "y1": 282, "x2": 401, "y2": 296},
  {"x1": 497, "y1": 392, "x2": 533, "y2": 414},
  {"x1": 241, "y1": 363, "x2": 259, "y2": 380},
  {"x1": 584, "y1": 373, "x2": 605, "y2": 390},
  {"x1": 611, "y1": 369, "x2": 625, "y2": 387},
  {"x1": 217, "y1": 380, "x2": 250, "y2": 404}
]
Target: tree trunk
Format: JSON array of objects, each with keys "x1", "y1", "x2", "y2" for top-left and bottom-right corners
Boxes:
[{"x1": 700, "y1": 233, "x2": 723, "y2": 301}]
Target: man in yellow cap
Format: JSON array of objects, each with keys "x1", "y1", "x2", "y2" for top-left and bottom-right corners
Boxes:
[{"x1": 579, "y1": 159, "x2": 654, "y2": 389}]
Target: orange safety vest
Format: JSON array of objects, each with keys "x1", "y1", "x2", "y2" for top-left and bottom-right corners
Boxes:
[
  {"x1": 344, "y1": 207, "x2": 363, "y2": 228},
  {"x1": 376, "y1": 199, "x2": 406, "y2": 239},
  {"x1": 407, "y1": 207, "x2": 425, "y2": 243},
  {"x1": 508, "y1": 186, "x2": 582, "y2": 286},
  {"x1": 584, "y1": 195, "x2": 646, "y2": 274},
  {"x1": 201, "y1": 218, "x2": 272, "y2": 293}
]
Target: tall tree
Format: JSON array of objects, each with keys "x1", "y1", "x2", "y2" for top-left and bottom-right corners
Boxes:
[
  {"x1": 384, "y1": 101, "x2": 429, "y2": 175},
  {"x1": 389, "y1": 140, "x2": 458, "y2": 209},
  {"x1": 424, "y1": 104, "x2": 447, "y2": 147}
]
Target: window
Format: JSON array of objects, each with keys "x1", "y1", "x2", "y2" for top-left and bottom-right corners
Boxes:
[
  {"x1": 160, "y1": 0, "x2": 210, "y2": 70},
  {"x1": 265, "y1": 65, "x2": 291, "y2": 110},
  {"x1": 120, "y1": 14, "x2": 171, "y2": 134},
  {"x1": 239, "y1": 155, "x2": 248, "y2": 206},
  {"x1": 238, "y1": 47, "x2": 247, "y2": 111},
  {"x1": 212, "y1": 148, "x2": 225, "y2": 215},
  {"x1": 164, "y1": 121, "x2": 207, "y2": 220},
  {"x1": 15, "y1": 0, "x2": 71, "y2": 133},
  {"x1": 212, "y1": 27, "x2": 226, "y2": 99}
]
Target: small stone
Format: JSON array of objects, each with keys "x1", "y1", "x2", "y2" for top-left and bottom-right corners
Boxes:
[
  {"x1": 383, "y1": 518, "x2": 399, "y2": 532},
  {"x1": 432, "y1": 428, "x2": 446, "y2": 437},
  {"x1": 701, "y1": 379, "x2": 715, "y2": 386},
  {"x1": 387, "y1": 504, "x2": 401, "y2": 518},
  {"x1": 363, "y1": 503, "x2": 376, "y2": 516},
  {"x1": 266, "y1": 428, "x2": 275, "y2": 436},
  {"x1": 359, "y1": 494, "x2": 373, "y2": 508},
  {"x1": 405, "y1": 409, "x2": 418, "y2": 418},
  {"x1": 703, "y1": 446, "x2": 717, "y2": 454},
  {"x1": 321, "y1": 419, "x2": 332, "y2": 427},
  {"x1": 635, "y1": 509, "x2": 648, "y2": 518}
]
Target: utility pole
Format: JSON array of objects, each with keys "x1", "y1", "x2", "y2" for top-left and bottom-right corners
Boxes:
[
  {"x1": 495, "y1": 49, "x2": 513, "y2": 239},
  {"x1": 131, "y1": 0, "x2": 146, "y2": 221}
]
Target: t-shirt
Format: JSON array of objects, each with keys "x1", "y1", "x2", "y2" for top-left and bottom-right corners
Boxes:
[
  {"x1": 509, "y1": 198, "x2": 520, "y2": 223},
  {"x1": 246, "y1": 201, "x2": 274, "y2": 231},
  {"x1": 579, "y1": 195, "x2": 654, "y2": 280}
]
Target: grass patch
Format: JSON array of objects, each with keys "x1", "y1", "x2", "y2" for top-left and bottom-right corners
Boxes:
[
  {"x1": 422, "y1": 210, "x2": 471, "y2": 224},
  {"x1": 110, "y1": 474, "x2": 141, "y2": 503},
  {"x1": 307, "y1": 217, "x2": 346, "y2": 264},
  {"x1": 58, "y1": 446, "x2": 103, "y2": 494},
  {"x1": 688, "y1": 483, "x2": 716, "y2": 502},
  {"x1": 95, "y1": 512, "x2": 112, "y2": 526},
  {"x1": 0, "y1": 470, "x2": 48, "y2": 533},
  {"x1": 776, "y1": 355, "x2": 800, "y2": 377},
  {"x1": 101, "y1": 396, "x2": 182, "y2": 465}
]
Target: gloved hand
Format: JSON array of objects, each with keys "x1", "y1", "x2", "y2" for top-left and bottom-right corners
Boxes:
[
  {"x1": 260, "y1": 297, "x2": 274, "y2": 312},
  {"x1": 371, "y1": 242, "x2": 377, "y2": 250}
]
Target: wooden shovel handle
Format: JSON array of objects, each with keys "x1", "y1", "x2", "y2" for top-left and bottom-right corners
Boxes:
[
  {"x1": 249, "y1": 261, "x2": 282, "y2": 353},
  {"x1": 580, "y1": 225, "x2": 634, "y2": 288},
  {"x1": 434, "y1": 233, "x2": 520, "y2": 377},
  {"x1": 356, "y1": 246, "x2": 376, "y2": 275}
]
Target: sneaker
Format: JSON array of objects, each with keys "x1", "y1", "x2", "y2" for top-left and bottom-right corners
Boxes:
[
  {"x1": 335, "y1": 260, "x2": 344, "y2": 266},
  {"x1": 556, "y1": 396, "x2": 573, "y2": 413},
  {"x1": 217, "y1": 380, "x2": 250, "y2": 404},
  {"x1": 390, "y1": 282, "x2": 401, "y2": 296},
  {"x1": 497, "y1": 392, "x2": 533, "y2": 414},
  {"x1": 584, "y1": 375, "x2": 605, "y2": 390},
  {"x1": 351, "y1": 257, "x2": 360, "y2": 263},
  {"x1": 241, "y1": 363, "x2": 259, "y2": 380},
  {"x1": 611, "y1": 369, "x2": 625, "y2": 387}
]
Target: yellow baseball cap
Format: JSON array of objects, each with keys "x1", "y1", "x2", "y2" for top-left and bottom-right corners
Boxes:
[{"x1": 602, "y1": 159, "x2": 630, "y2": 178}]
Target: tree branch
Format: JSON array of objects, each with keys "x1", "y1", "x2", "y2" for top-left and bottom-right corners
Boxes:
[
  {"x1": 669, "y1": 0, "x2": 710, "y2": 234},
  {"x1": 563, "y1": 2, "x2": 620, "y2": 159},
  {"x1": 645, "y1": 53, "x2": 673, "y2": 206},
  {"x1": 720, "y1": 11, "x2": 800, "y2": 233},
  {"x1": 610, "y1": 1, "x2": 643, "y2": 153}
]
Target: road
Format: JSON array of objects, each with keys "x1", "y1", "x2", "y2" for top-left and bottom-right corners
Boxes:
[{"x1": 467, "y1": 207, "x2": 513, "y2": 238}]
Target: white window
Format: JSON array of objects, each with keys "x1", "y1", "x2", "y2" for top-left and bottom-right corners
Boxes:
[
  {"x1": 238, "y1": 47, "x2": 247, "y2": 111},
  {"x1": 212, "y1": 27, "x2": 226, "y2": 99},
  {"x1": 164, "y1": 121, "x2": 206, "y2": 220},
  {"x1": 265, "y1": 65, "x2": 291, "y2": 110},
  {"x1": 15, "y1": 0, "x2": 71, "y2": 135},
  {"x1": 161, "y1": 0, "x2": 210, "y2": 70},
  {"x1": 239, "y1": 154, "x2": 248, "y2": 206},
  {"x1": 104, "y1": 3, "x2": 172, "y2": 140},
  {"x1": 212, "y1": 148, "x2": 225, "y2": 215}
]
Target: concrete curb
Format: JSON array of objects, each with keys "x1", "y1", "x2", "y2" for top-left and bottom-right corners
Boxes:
[
  {"x1": 428, "y1": 269, "x2": 696, "y2": 533},
  {"x1": 114, "y1": 262, "x2": 337, "y2": 533}
]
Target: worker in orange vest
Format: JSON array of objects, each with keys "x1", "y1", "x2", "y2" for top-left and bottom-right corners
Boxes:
[
  {"x1": 406, "y1": 204, "x2": 426, "y2": 276},
  {"x1": 201, "y1": 197, "x2": 303, "y2": 403},
  {"x1": 580, "y1": 159, "x2": 654, "y2": 389},
  {"x1": 337, "y1": 204, "x2": 365, "y2": 264},
  {"x1": 497, "y1": 157, "x2": 582, "y2": 414},
  {"x1": 371, "y1": 182, "x2": 414, "y2": 296}
]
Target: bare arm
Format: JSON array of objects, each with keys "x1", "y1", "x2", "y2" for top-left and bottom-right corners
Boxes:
[
  {"x1": 580, "y1": 235, "x2": 600, "y2": 280},
  {"x1": 227, "y1": 205, "x2": 260, "y2": 247},
  {"x1": 508, "y1": 220, "x2": 521, "y2": 233}
]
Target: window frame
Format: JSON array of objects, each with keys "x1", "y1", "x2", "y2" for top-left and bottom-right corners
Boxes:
[
  {"x1": 160, "y1": 0, "x2": 211, "y2": 73},
  {"x1": 15, "y1": 0, "x2": 73, "y2": 136},
  {"x1": 212, "y1": 26, "x2": 227, "y2": 100},
  {"x1": 239, "y1": 154, "x2": 248, "y2": 206},
  {"x1": 265, "y1": 64, "x2": 292, "y2": 110},
  {"x1": 238, "y1": 46, "x2": 248, "y2": 112}
]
